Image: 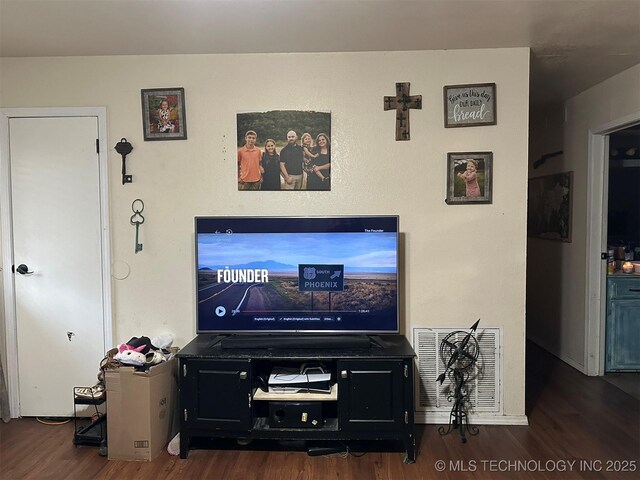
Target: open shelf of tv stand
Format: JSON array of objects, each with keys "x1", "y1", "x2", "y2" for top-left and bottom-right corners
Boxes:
[
  {"x1": 177, "y1": 334, "x2": 416, "y2": 463},
  {"x1": 252, "y1": 384, "x2": 338, "y2": 401}
]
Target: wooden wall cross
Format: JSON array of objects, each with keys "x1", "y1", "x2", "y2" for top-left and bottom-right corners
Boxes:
[{"x1": 384, "y1": 82, "x2": 422, "y2": 141}]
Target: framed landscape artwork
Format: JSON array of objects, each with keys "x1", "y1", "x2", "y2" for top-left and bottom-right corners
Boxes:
[{"x1": 528, "y1": 171, "x2": 573, "y2": 242}]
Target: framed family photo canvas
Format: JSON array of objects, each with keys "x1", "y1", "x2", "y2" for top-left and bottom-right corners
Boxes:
[
  {"x1": 236, "y1": 110, "x2": 331, "y2": 191},
  {"x1": 141, "y1": 87, "x2": 187, "y2": 141},
  {"x1": 446, "y1": 152, "x2": 493, "y2": 205},
  {"x1": 527, "y1": 171, "x2": 573, "y2": 242},
  {"x1": 444, "y1": 83, "x2": 496, "y2": 128}
]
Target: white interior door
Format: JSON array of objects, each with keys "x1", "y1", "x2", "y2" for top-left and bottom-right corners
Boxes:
[{"x1": 10, "y1": 116, "x2": 105, "y2": 416}]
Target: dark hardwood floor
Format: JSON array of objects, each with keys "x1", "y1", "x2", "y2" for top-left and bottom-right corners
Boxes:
[{"x1": 1, "y1": 342, "x2": 638, "y2": 480}]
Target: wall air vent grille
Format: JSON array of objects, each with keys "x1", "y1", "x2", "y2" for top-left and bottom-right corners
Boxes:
[{"x1": 413, "y1": 327, "x2": 501, "y2": 413}]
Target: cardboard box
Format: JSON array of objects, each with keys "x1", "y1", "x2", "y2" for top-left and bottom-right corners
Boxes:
[{"x1": 106, "y1": 358, "x2": 178, "y2": 461}]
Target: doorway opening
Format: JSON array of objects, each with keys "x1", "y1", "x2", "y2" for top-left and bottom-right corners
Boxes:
[
  {"x1": 602, "y1": 123, "x2": 640, "y2": 392},
  {"x1": 585, "y1": 114, "x2": 640, "y2": 377}
]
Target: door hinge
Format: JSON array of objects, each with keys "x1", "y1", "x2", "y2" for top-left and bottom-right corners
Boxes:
[
  {"x1": 404, "y1": 411, "x2": 409, "y2": 424},
  {"x1": 184, "y1": 409, "x2": 188, "y2": 422},
  {"x1": 96, "y1": 139, "x2": 100, "y2": 154},
  {"x1": 601, "y1": 252, "x2": 607, "y2": 260},
  {"x1": 183, "y1": 364, "x2": 187, "y2": 377},
  {"x1": 404, "y1": 365, "x2": 409, "y2": 378}
]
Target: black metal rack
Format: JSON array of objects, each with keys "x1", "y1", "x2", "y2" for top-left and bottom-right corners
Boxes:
[{"x1": 73, "y1": 387, "x2": 107, "y2": 448}]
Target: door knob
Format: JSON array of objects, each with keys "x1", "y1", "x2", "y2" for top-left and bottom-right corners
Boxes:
[{"x1": 15, "y1": 264, "x2": 33, "y2": 275}]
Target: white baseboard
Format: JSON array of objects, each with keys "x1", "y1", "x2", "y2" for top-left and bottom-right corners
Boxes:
[
  {"x1": 526, "y1": 335, "x2": 586, "y2": 374},
  {"x1": 416, "y1": 411, "x2": 529, "y2": 425}
]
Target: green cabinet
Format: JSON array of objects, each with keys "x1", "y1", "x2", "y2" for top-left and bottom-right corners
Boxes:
[{"x1": 606, "y1": 276, "x2": 640, "y2": 371}]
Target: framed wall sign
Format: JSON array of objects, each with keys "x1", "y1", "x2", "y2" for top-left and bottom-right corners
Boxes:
[
  {"x1": 444, "y1": 83, "x2": 496, "y2": 128},
  {"x1": 527, "y1": 171, "x2": 573, "y2": 242},
  {"x1": 141, "y1": 87, "x2": 187, "y2": 141},
  {"x1": 446, "y1": 151, "x2": 493, "y2": 205}
]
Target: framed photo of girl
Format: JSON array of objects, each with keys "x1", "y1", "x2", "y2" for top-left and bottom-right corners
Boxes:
[
  {"x1": 446, "y1": 151, "x2": 493, "y2": 205},
  {"x1": 141, "y1": 87, "x2": 187, "y2": 141}
]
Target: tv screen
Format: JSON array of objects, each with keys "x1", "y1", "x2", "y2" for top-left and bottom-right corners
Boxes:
[{"x1": 195, "y1": 216, "x2": 399, "y2": 334}]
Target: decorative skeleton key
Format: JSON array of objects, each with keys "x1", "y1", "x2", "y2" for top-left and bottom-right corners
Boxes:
[
  {"x1": 130, "y1": 199, "x2": 145, "y2": 253},
  {"x1": 115, "y1": 138, "x2": 134, "y2": 184}
]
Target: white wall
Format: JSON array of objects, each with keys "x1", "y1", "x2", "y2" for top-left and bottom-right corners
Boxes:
[
  {"x1": 527, "y1": 63, "x2": 640, "y2": 371},
  {"x1": 0, "y1": 48, "x2": 529, "y2": 418}
]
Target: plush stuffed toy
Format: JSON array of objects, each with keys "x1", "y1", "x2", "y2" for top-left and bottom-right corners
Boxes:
[
  {"x1": 114, "y1": 343, "x2": 146, "y2": 366},
  {"x1": 116, "y1": 334, "x2": 175, "y2": 368},
  {"x1": 126, "y1": 336, "x2": 155, "y2": 354}
]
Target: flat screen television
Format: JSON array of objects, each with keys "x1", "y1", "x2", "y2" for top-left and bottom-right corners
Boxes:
[{"x1": 195, "y1": 216, "x2": 399, "y2": 338}]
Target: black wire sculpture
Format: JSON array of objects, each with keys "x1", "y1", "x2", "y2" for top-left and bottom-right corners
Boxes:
[{"x1": 437, "y1": 318, "x2": 480, "y2": 443}]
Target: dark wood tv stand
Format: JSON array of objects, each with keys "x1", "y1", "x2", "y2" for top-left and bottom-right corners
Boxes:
[{"x1": 176, "y1": 334, "x2": 416, "y2": 462}]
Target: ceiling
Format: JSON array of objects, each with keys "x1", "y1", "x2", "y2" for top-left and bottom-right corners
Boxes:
[{"x1": 1, "y1": 0, "x2": 639, "y2": 106}]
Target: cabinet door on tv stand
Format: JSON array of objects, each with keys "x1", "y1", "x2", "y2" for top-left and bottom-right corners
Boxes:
[
  {"x1": 181, "y1": 359, "x2": 252, "y2": 431},
  {"x1": 337, "y1": 359, "x2": 407, "y2": 431}
]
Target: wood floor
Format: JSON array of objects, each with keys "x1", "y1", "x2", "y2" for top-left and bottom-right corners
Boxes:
[{"x1": 1, "y1": 342, "x2": 638, "y2": 480}]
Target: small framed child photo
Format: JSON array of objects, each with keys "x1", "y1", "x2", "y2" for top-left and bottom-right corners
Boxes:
[
  {"x1": 141, "y1": 87, "x2": 187, "y2": 141},
  {"x1": 446, "y1": 152, "x2": 493, "y2": 205}
]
